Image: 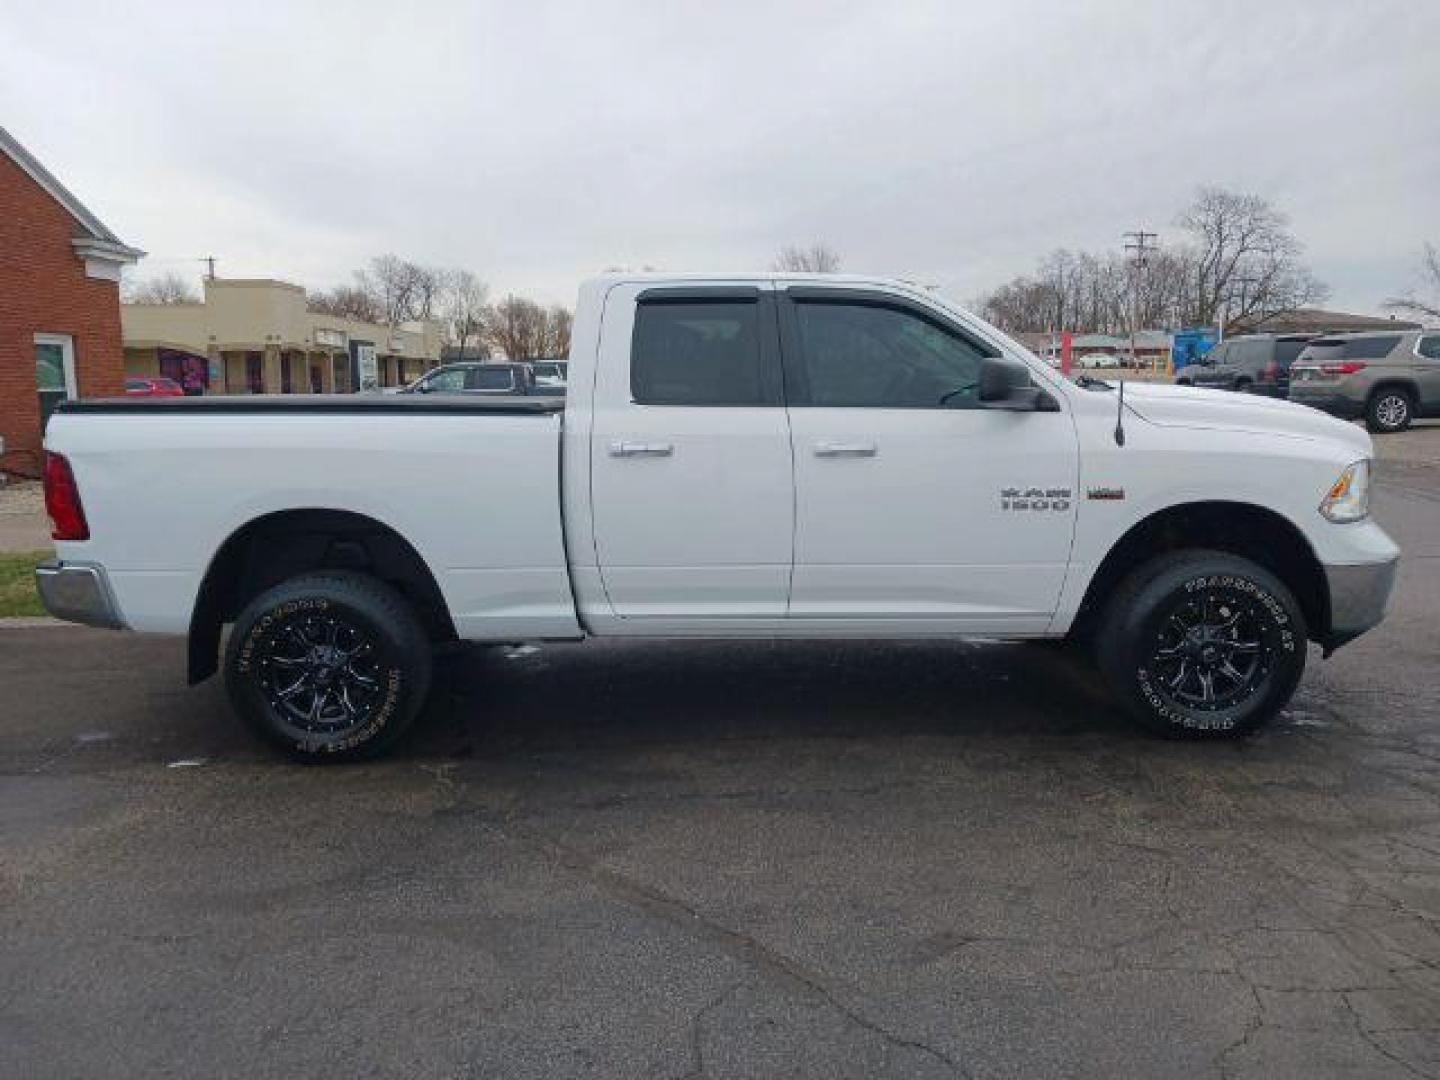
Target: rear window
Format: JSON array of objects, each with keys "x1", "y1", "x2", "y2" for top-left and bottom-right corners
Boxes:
[
  {"x1": 1343, "y1": 335, "x2": 1401, "y2": 359},
  {"x1": 631, "y1": 299, "x2": 768, "y2": 406},
  {"x1": 1296, "y1": 339, "x2": 1344, "y2": 364}
]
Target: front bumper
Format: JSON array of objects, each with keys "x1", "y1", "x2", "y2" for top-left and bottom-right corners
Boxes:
[
  {"x1": 1323, "y1": 555, "x2": 1399, "y2": 653},
  {"x1": 34, "y1": 561, "x2": 127, "y2": 629}
]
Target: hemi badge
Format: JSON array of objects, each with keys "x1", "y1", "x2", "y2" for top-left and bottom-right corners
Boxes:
[{"x1": 1087, "y1": 487, "x2": 1125, "y2": 501}]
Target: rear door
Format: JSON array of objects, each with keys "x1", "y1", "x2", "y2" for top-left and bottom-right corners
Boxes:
[
  {"x1": 778, "y1": 287, "x2": 1077, "y2": 630},
  {"x1": 589, "y1": 284, "x2": 794, "y2": 618}
]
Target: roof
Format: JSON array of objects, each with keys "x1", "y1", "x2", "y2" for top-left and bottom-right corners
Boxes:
[
  {"x1": 0, "y1": 124, "x2": 144, "y2": 262},
  {"x1": 1231, "y1": 308, "x2": 1420, "y2": 335}
]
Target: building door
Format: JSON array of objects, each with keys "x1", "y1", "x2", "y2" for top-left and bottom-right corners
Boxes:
[{"x1": 35, "y1": 333, "x2": 77, "y2": 430}]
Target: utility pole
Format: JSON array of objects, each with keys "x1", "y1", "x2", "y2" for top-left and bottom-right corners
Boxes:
[
  {"x1": 1123, "y1": 230, "x2": 1157, "y2": 370},
  {"x1": 203, "y1": 256, "x2": 217, "y2": 281}
]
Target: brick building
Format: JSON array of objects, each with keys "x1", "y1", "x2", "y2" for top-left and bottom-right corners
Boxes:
[{"x1": 1, "y1": 126, "x2": 142, "y2": 477}]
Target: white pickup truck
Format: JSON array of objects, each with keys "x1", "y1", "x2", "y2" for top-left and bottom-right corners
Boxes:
[{"x1": 38, "y1": 274, "x2": 1399, "y2": 759}]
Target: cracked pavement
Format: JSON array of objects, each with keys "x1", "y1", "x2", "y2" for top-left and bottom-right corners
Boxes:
[{"x1": 2, "y1": 460, "x2": 1439, "y2": 1078}]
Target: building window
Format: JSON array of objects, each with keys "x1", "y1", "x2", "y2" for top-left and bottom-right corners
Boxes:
[
  {"x1": 35, "y1": 333, "x2": 77, "y2": 430},
  {"x1": 246, "y1": 352, "x2": 264, "y2": 394},
  {"x1": 281, "y1": 352, "x2": 293, "y2": 394}
]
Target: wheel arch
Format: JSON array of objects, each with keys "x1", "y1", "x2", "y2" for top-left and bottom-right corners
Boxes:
[
  {"x1": 1367, "y1": 379, "x2": 1419, "y2": 407},
  {"x1": 188, "y1": 508, "x2": 455, "y2": 685},
  {"x1": 1071, "y1": 500, "x2": 1329, "y2": 646}
]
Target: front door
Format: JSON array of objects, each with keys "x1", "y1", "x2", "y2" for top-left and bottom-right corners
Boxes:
[
  {"x1": 779, "y1": 288, "x2": 1078, "y2": 631},
  {"x1": 590, "y1": 284, "x2": 793, "y2": 618},
  {"x1": 34, "y1": 333, "x2": 77, "y2": 430}
]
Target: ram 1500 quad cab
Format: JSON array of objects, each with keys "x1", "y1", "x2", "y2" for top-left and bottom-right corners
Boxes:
[{"x1": 37, "y1": 274, "x2": 1399, "y2": 759}]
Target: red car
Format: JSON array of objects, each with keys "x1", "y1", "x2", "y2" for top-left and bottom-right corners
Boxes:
[{"x1": 125, "y1": 377, "x2": 185, "y2": 397}]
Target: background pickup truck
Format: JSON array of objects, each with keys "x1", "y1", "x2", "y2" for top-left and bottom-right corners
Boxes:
[{"x1": 38, "y1": 274, "x2": 1399, "y2": 759}]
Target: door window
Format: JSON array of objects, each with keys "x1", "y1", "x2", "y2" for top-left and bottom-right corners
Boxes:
[
  {"x1": 469, "y1": 367, "x2": 515, "y2": 391},
  {"x1": 34, "y1": 334, "x2": 76, "y2": 429},
  {"x1": 631, "y1": 299, "x2": 771, "y2": 405},
  {"x1": 424, "y1": 367, "x2": 469, "y2": 392},
  {"x1": 789, "y1": 299, "x2": 995, "y2": 408},
  {"x1": 1418, "y1": 336, "x2": 1440, "y2": 360}
]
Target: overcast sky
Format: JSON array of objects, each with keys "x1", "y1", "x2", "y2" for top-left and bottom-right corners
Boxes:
[{"x1": 3, "y1": 0, "x2": 1437, "y2": 314}]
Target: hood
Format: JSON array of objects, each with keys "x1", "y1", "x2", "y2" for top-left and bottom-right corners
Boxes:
[{"x1": 1118, "y1": 382, "x2": 1372, "y2": 457}]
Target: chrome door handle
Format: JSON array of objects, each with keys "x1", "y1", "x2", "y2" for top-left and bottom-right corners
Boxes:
[
  {"x1": 609, "y1": 440, "x2": 674, "y2": 457},
  {"x1": 812, "y1": 440, "x2": 877, "y2": 457}
]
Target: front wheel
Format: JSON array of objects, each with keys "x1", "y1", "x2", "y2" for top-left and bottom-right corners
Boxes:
[
  {"x1": 224, "y1": 572, "x2": 433, "y2": 761},
  {"x1": 1096, "y1": 551, "x2": 1307, "y2": 738}
]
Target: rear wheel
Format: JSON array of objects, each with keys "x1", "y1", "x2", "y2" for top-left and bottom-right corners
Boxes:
[
  {"x1": 224, "y1": 572, "x2": 433, "y2": 761},
  {"x1": 1234, "y1": 378, "x2": 1253, "y2": 393},
  {"x1": 1096, "y1": 551, "x2": 1306, "y2": 738},
  {"x1": 1366, "y1": 388, "x2": 1413, "y2": 433}
]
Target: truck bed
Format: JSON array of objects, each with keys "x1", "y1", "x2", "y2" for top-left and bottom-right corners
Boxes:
[{"x1": 46, "y1": 397, "x2": 581, "y2": 641}]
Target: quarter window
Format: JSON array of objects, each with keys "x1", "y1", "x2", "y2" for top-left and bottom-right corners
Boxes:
[
  {"x1": 791, "y1": 300, "x2": 996, "y2": 408},
  {"x1": 631, "y1": 299, "x2": 768, "y2": 406},
  {"x1": 1418, "y1": 336, "x2": 1440, "y2": 360}
]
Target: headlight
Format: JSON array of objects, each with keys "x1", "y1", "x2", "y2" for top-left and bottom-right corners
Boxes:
[{"x1": 1320, "y1": 460, "x2": 1371, "y2": 523}]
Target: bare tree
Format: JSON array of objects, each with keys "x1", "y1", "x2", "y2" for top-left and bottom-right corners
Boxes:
[
  {"x1": 480, "y1": 296, "x2": 574, "y2": 360},
  {"x1": 123, "y1": 271, "x2": 199, "y2": 304},
  {"x1": 308, "y1": 284, "x2": 383, "y2": 322},
  {"x1": 1177, "y1": 186, "x2": 1327, "y2": 329},
  {"x1": 1384, "y1": 242, "x2": 1440, "y2": 322},
  {"x1": 543, "y1": 305, "x2": 573, "y2": 358},
  {"x1": 441, "y1": 270, "x2": 490, "y2": 359},
  {"x1": 772, "y1": 243, "x2": 842, "y2": 273}
]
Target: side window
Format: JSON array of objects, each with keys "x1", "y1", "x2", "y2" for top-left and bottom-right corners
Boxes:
[
  {"x1": 631, "y1": 299, "x2": 769, "y2": 406},
  {"x1": 1344, "y1": 335, "x2": 1402, "y2": 360},
  {"x1": 791, "y1": 300, "x2": 997, "y2": 408},
  {"x1": 470, "y1": 367, "x2": 516, "y2": 391},
  {"x1": 1418, "y1": 336, "x2": 1440, "y2": 361},
  {"x1": 426, "y1": 368, "x2": 469, "y2": 392},
  {"x1": 1207, "y1": 343, "x2": 1228, "y2": 365}
]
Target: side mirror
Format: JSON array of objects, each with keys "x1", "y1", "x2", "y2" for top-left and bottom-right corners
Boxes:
[{"x1": 977, "y1": 356, "x2": 1054, "y2": 411}]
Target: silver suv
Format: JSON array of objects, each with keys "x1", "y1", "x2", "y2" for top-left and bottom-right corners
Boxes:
[{"x1": 1288, "y1": 329, "x2": 1440, "y2": 433}]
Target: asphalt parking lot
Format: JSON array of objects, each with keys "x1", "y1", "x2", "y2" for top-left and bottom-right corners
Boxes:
[{"x1": 3, "y1": 456, "x2": 1440, "y2": 1078}]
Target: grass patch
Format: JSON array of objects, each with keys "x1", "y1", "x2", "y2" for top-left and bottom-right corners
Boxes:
[{"x1": 0, "y1": 551, "x2": 50, "y2": 618}]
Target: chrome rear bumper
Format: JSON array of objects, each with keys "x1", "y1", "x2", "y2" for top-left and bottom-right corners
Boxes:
[{"x1": 34, "y1": 561, "x2": 127, "y2": 629}]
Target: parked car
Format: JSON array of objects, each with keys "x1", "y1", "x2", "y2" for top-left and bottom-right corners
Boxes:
[
  {"x1": 529, "y1": 360, "x2": 568, "y2": 390},
  {"x1": 1289, "y1": 329, "x2": 1440, "y2": 432},
  {"x1": 1175, "y1": 334, "x2": 1312, "y2": 397},
  {"x1": 124, "y1": 376, "x2": 185, "y2": 397},
  {"x1": 37, "y1": 273, "x2": 1397, "y2": 760},
  {"x1": 402, "y1": 362, "x2": 541, "y2": 396},
  {"x1": 1083, "y1": 353, "x2": 1122, "y2": 368}
]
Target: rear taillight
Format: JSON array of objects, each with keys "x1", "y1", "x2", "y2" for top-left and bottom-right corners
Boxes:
[
  {"x1": 1320, "y1": 361, "x2": 1368, "y2": 376},
  {"x1": 43, "y1": 452, "x2": 90, "y2": 541}
]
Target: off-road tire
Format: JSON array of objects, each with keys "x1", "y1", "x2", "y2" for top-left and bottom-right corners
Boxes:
[
  {"x1": 224, "y1": 572, "x2": 433, "y2": 762},
  {"x1": 1096, "y1": 550, "x2": 1306, "y2": 739}
]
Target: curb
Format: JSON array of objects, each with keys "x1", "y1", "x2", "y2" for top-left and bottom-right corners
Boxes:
[{"x1": 0, "y1": 616, "x2": 68, "y2": 629}]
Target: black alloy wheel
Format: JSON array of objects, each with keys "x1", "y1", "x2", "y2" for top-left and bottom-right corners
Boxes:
[{"x1": 225, "y1": 572, "x2": 432, "y2": 761}]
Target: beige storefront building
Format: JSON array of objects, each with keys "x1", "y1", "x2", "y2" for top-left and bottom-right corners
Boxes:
[{"x1": 123, "y1": 277, "x2": 443, "y2": 395}]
